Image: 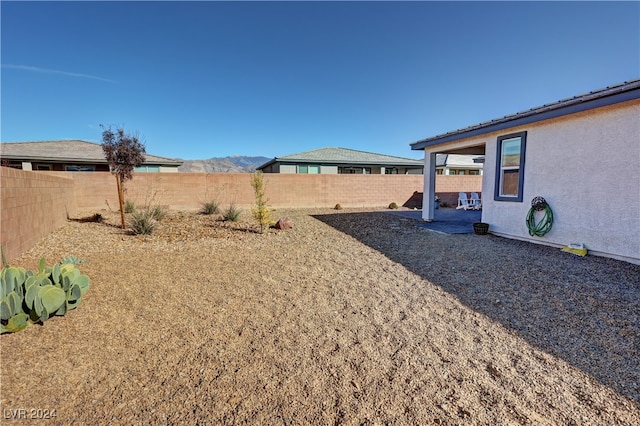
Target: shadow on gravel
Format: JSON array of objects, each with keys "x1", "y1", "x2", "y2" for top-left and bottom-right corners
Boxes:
[{"x1": 312, "y1": 211, "x2": 640, "y2": 404}]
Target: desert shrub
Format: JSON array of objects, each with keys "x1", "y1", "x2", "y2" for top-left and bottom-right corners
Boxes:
[
  {"x1": 223, "y1": 204, "x2": 242, "y2": 222},
  {"x1": 1, "y1": 258, "x2": 90, "y2": 334},
  {"x1": 334, "y1": 203, "x2": 343, "y2": 210},
  {"x1": 128, "y1": 210, "x2": 158, "y2": 235},
  {"x1": 201, "y1": 200, "x2": 220, "y2": 215},
  {"x1": 124, "y1": 200, "x2": 136, "y2": 213},
  {"x1": 388, "y1": 202, "x2": 398, "y2": 209},
  {"x1": 148, "y1": 204, "x2": 168, "y2": 221}
]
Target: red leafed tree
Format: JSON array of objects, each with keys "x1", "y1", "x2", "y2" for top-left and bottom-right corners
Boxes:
[{"x1": 100, "y1": 125, "x2": 146, "y2": 229}]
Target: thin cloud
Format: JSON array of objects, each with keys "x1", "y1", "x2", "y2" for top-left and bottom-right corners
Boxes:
[{"x1": 2, "y1": 64, "x2": 116, "y2": 83}]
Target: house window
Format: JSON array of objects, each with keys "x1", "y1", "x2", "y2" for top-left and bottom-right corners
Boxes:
[
  {"x1": 134, "y1": 165, "x2": 160, "y2": 172},
  {"x1": 65, "y1": 165, "x2": 95, "y2": 171},
  {"x1": 298, "y1": 164, "x2": 320, "y2": 174},
  {"x1": 36, "y1": 164, "x2": 52, "y2": 170},
  {"x1": 494, "y1": 131, "x2": 526, "y2": 202},
  {"x1": 385, "y1": 168, "x2": 398, "y2": 174},
  {"x1": 339, "y1": 167, "x2": 371, "y2": 174}
]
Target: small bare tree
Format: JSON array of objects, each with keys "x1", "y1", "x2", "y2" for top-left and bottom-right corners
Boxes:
[
  {"x1": 251, "y1": 171, "x2": 271, "y2": 233},
  {"x1": 101, "y1": 125, "x2": 146, "y2": 229}
]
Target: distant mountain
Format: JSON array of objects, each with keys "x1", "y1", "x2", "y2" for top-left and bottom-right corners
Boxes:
[{"x1": 178, "y1": 156, "x2": 271, "y2": 173}]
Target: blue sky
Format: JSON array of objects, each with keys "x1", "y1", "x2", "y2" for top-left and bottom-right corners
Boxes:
[{"x1": 2, "y1": 1, "x2": 638, "y2": 160}]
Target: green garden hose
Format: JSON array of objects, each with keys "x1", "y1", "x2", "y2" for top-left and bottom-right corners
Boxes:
[{"x1": 526, "y1": 196, "x2": 553, "y2": 237}]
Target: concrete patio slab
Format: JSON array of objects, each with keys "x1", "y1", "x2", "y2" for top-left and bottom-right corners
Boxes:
[{"x1": 384, "y1": 208, "x2": 482, "y2": 234}]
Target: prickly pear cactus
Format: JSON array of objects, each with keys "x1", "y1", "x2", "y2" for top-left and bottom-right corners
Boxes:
[
  {"x1": 60, "y1": 255, "x2": 85, "y2": 265},
  {"x1": 1, "y1": 257, "x2": 90, "y2": 334},
  {"x1": 1, "y1": 312, "x2": 29, "y2": 333},
  {"x1": 1, "y1": 266, "x2": 28, "y2": 333}
]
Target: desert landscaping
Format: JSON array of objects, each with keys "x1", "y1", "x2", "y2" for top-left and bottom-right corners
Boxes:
[{"x1": 1, "y1": 207, "x2": 639, "y2": 425}]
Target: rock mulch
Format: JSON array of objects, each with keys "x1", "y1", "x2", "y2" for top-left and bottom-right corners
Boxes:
[{"x1": 1, "y1": 207, "x2": 638, "y2": 424}]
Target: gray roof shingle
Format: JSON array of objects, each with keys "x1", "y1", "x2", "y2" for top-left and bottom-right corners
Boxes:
[
  {"x1": 262, "y1": 147, "x2": 423, "y2": 168},
  {"x1": 0, "y1": 140, "x2": 182, "y2": 166}
]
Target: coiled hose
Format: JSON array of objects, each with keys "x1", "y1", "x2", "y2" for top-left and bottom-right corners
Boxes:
[{"x1": 526, "y1": 196, "x2": 553, "y2": 237}]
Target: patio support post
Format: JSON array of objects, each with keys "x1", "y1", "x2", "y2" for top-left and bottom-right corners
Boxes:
[{"x1": 422, "y1": 151, "x2": 436, "y2": 222}]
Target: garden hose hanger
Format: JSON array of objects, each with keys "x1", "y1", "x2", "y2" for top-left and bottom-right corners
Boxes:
[{"x1": 526, "y1": 196, "x2": 553, "y2": 237}]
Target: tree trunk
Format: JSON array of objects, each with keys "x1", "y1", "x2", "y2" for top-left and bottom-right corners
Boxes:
[{"x1": 116, "y1": 174, "x2": 125, "y2": 229}]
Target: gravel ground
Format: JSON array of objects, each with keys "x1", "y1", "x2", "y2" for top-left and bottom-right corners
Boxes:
[{"x1": 1, "y1": 207, "x2": 639, "y2": 425}]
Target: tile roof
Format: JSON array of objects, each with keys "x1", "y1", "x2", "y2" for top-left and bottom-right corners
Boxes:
[
  {"x1": 262, "y1": 147, "x2": 423, "y2": 168},
  {"x1": 0, "y1": 140, "x2": 182, "y2": 166},
  {"x1": 412, "y1": 79, "x2": 640, "y2": 150}
]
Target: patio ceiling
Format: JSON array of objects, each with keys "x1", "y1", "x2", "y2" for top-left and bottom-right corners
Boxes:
[{"x1": 435, "y1": 145, "x2": 485, "y2": 156}]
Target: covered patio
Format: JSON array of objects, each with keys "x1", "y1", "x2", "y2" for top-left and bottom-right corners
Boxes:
[{"x1": 419, "y1": 144, "x2": 486, "y2": 222}]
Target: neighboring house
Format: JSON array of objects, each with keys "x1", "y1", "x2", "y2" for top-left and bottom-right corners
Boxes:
[
  {"x1": 436, "y1": 154, "x2": 483, "y2": 175},
  {"x1": 411, "y1": 79, "x2": 640, "y2": 264},
  {"x1": 0, "y1": 140, "x2": 182, "y2": 172},
  {"x1": 258, "y1": 147, "x2": 424, "y2": 174}
]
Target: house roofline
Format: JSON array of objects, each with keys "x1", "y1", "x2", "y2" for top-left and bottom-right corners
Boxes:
[
  {"x1": 256, "y1": 158, "x2": 277, "y2": 170},
  {"x1": 411, "y1": 79, "x2": 640, "y2": 150},
  {"x1": 257, "y1": 158, "x2": 424, "y2": 170},
  {"x1": 0, "y1": 154, "x2": 182, "y2": 166},
  {"x1": 277, "y1": 159, "x2": 422, "y2": 166},
  {"x1": 0, "y1": 139, "x2": 183, "y2": 166}
]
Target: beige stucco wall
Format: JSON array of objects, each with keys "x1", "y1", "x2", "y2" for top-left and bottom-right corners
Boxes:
[
  {"x1": 280, "y1": 164, "x2": 297, "y2": 174},
  {"x1": 159, "y1": 166, "x2": 179, "y2": 173},
  {"x1": 424, "y1": 99, "x2": 640, "y2": 264}
]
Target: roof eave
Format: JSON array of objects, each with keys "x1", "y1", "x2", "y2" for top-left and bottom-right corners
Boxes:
[
  {"x1": 145, "y1": 160, "x2": 183, "y2": 166},
  {"x1": 256, "y1": 158, "x2": 277, "y2": 170},
  {"x1": 411, "y1": 83, "x2": 640, "y2": 150},
  {"x1": 0, "y1": 154, "x2": 182, "y2": 166},
  {"x1": 0, "y1": 155, "x2": 107, "y2": 164},
  {"x1": 272, "y1": 159, "x2": 422, "y2": 167}
]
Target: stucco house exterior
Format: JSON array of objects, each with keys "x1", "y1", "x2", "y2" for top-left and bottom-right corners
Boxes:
[
  {"x1": 411, "y1": 79, "x2": 640, "y2": 264},
  {"x1": 0, "y1": 140, "x2": 182, "y2": 172},
  {"x1": 258, "y1": 147, "x2": 424, "y2": 174}
]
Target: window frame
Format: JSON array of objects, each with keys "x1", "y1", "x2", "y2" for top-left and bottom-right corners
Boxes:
[
  {"x1": 308, "y1": 164, "x2": 320, "y2": 174},
  {"x1": 494, "y1": 131, "x2": 527, "y2": 202},
  {"x1": 65, "y1": 165, "x2": 95, "y2": 172},
  {"x1": 134, "y1": 165, "x2": 160, "y2": 173}
]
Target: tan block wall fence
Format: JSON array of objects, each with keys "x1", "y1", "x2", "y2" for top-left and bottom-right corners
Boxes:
[
  {"x1": 0, "y1": 167, "x2": 77, "y2": 262},
  {"x1": 432, "y1": 175, "x2": 483, "y2": 206},
  {"x1": 1, "y1": 168, "x2": 481, "y2": 261}
]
